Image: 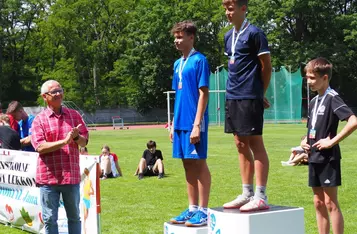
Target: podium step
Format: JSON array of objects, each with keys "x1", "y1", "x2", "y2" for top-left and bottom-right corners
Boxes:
[
  {"x1": 164, "y1": 222, "x2": 208, "y2": 234},
  {"x1": 208, "y1": 205, "x2": 304, "y2": 234}
]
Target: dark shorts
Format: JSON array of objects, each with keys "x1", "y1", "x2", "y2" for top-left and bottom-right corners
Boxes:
[
  {"x1": 309, "y1": 160, "x2": 341, "y2": 187},
  {"x1": 143, "y1": 165, "x2": 158, "y2": 176},
  {"x1": 225, "y1": 99, "x2": 264, "y2": 136}
]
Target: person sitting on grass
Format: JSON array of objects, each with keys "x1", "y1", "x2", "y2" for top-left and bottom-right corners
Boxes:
[
  {"x1": 281, "y1": 135, "x2": 309, "y2": 166},
  {"x1": 99, "y1": 145, "x2": 123, "y2": 179},
  {"x1": 80, "y1": 146, "x2": 89, "y2": 155},
  {"x1": 134, "y1": 140, "x2": 164, "y2": 180}
]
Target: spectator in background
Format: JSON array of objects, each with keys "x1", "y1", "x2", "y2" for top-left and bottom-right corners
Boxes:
[
  {"x1": 281, "y1": 135, "x2": 308, "y2": 166},
  {"x1": 0, "y1": 114, "x2": 21, "y2": 150},
  {"x1": 6, "y1": 101, "x2": 20, "y2": 132},
  {"x1": 134, "y1": 140, "x2": 164, "y2": 180},
  {"x1": 31, "y1": 80, "x2": 89, "y2": 234},
  {"x1": 99, "y1": 145, "x2": 122, "y2": 178},
  {"x1": 80, "y1": 147, "x2": 89, "y2": 155},
  {"x1": 19, "y1": 106, "x2": 35, "y2": 152},
  {"x1": 6, "y1": 101, "x2": 36, "y2": 151}
]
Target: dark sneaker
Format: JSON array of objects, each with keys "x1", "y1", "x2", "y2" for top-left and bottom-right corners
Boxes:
[
  {"x1": 138, "y1": 173, "x2": 144, "y2": 180},
  {"x1": 170, "y1": 209, "x2": 196, "y2": 224},
  {"x1": 158, "y1": 173, "x2": 164, "y2": 179}
]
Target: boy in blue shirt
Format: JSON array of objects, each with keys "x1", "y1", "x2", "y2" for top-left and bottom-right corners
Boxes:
[
  {"x1": 222, "y1": 0, "x2": 272, "y2": 212},
  {"x1": 168, "y1": 21, "x2": 211, "y2": 227},
  {"x1": 301, "y1": 57, "x2": 357, "y2": 234}
]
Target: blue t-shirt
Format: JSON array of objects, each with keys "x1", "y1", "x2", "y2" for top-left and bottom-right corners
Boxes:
[
  {"x1": 224, "y1": 23, "x2": 270, "y2": 100},
  {"x1": 19, "y1": 114, "x2": 35, "y2": 152},
  {"x1": 172, "y1": 51, "x2": 210, "y2": 131}
]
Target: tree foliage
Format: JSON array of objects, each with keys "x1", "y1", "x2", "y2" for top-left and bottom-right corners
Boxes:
[{"x1": 1, "y1": 0, "x2": 357, "y2": 111}]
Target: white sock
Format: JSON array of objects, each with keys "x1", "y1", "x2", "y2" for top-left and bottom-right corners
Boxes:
[
  {"x1": 242, "y1": 184, "x2": 254, "y2": 197},
  {"x1": 189, "y1": 205, "x2": 198, "y2": 212},
  {"x1": 254, "y1": 186, "x2": 267, "y2": 200},
  {"x1": 199, "y1": 207, "x2": 208, "y2": 215}
]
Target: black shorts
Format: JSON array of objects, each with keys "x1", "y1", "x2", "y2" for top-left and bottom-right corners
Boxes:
[
  {"x1": 309, "y1": 160, "x2": 341, "y2": 187},
  {"x1": 225, "y1": 99, "x2": 264, "y2": 136},
  {"x1": 143, "y1": 165, "x2": 158, "y2": 176}
]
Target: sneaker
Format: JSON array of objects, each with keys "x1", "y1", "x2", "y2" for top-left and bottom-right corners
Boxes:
[
  {"x1": 138, "y1": 173, "x2": 144, "y2": 180},
  {"x1": 170, "y1": 209, "x2": 195, "y2": 224},
  {"x1": 185, "y1": 210, "x2": 207, "y2": 227},
  {"x1": 281, "y1": 161, "x2": 294, "y2": 166},
  {"x1": 223, "y1": 195, "x2": 253, "y2": 209},
  {"x1": 158, "y1": 173, "x2": 164, "y2": 179},
  {"x1": 240, "y1": 197, "x2": 269, "y2": 212}
]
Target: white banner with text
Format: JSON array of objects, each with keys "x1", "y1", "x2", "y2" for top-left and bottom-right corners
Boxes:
[{"x1": 0, "y1": 149, "x2": 101, "y2": 234}]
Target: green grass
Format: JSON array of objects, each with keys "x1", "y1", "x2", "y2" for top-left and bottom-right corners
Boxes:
[{"x1": 1, "y1": 124, "x2": 357, "y2": 234}]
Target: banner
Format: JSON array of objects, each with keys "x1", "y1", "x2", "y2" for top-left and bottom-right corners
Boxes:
[{"x1": 0, "y1": 150, "x2": 101, "y2": 234}]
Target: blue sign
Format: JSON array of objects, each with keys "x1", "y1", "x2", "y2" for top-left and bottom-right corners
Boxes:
[{"x1": 210, "y1": 213, "x2": 216, "y2": 231}]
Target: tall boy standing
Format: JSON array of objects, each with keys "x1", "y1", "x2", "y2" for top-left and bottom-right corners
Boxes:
[
  {"x1": 169, "y1": 21, "x2": 211, "y2": 227},
  {"x1": 301, "y1": 57, "x2": 357, "y2": 234},
  {"x1": 222, "y1": 0, "x2": 272, "y2": 211}
]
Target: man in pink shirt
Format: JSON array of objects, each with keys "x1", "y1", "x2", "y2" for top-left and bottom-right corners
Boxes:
[{"x1": 31, "y1": 80, "x2": 89, "y2": 234}]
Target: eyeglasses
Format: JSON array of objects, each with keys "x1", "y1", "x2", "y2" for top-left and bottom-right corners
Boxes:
[{"x1": 45, "y1": 89, "x2": 64, "y2": 96}]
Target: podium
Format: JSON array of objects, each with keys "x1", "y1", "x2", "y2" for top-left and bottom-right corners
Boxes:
[
  {"x1": 207, "y1": 205, "x2": 304, "y2": 234},
  {"x1": 164, "y1": 222, "x2": 208, "y2": 234}
]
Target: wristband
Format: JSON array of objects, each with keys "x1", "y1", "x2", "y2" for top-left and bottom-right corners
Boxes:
[{"x1": 73, "y1": 135, "x2": 80, "y2": 141}]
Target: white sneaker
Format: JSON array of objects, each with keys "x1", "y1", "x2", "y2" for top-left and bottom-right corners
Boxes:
[
  {"x1": 240, "y1": 197, "x2": 269, "y2": 212},
  {"x1": 223, "y1": 195, "x2": 253, "y2": 209},
  {"x1": 281, "y1": 161, "x2": 293, "y2": 166}
]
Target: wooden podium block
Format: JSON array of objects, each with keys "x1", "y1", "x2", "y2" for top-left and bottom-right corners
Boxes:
[
  {"x1": 207, "y1": 205, "x2": 304, "y2": 234},
  {"x1": 164, "y1": 222, "x2": 208, "y2": 234}
]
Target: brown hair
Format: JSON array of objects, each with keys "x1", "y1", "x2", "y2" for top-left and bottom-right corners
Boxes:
[
  {"x1": 147, "y1": 140, "x2": 156, "y2": 149},
  {"x1": 6, "y1": 101, "x2": 23, "y2": 114},
  {"x1": 171, "y1": 20, "x2": 197, "y2": 36},
  {"x1": 102, "y1": 145, "x2": 110, "y2": 152},
  {"x1": 304, "y1": 57, "x2": 333, "y2": 81},
  {"x1": 222, "y1": 0, "x2": 248, "y2": 6},
  {"x1": 84, "y1": 168, "x2": 90, "y2": 176}
]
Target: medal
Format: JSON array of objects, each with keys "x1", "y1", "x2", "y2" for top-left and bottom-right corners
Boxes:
[
  {"x1": 230, "y1": 18, "x2": 248, "y2": 64},
  {"x1": 309, "y1": 87, "x2": 331, "y2": 140},
  {"x1": 309, "y1": 129, "x2": 316, "y2": 139},
  {"x1": 229, "y1": 56, "x2": 235, "y2": 64},
  {"x1": 178, "y1": 48, "x2": 195, "y2": 90}
]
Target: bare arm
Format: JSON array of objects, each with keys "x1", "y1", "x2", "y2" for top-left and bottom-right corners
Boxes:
[
  {"x1": 169, "y1": 118, "x2": 174, "y2": 142},
  {"x1": 258, "y1": 53, "x2": 272, "y2": 95},
  {"x1": 74, "y1": 135, "x2": 87, "y2": 147},
  {"x1": 313, "y1": 115, "x2": 357, "y2": 150},
  {"x1": 300, "y1": 135, "x2": 310, "y2": 152},
  {"x1": 115, "y1": 161, "x2": 123, "y2": 176},
  {"x1": 190, "y1": 86, "x2": 209, "y2": 144},
  {"x1": 20, "y1": 136, "x2": 31, "y2": 146},
  {"x1": 37, "y1": 131, "x2": 72, "y2": 154}
]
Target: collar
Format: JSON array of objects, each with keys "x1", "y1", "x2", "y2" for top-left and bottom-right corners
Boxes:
[{"x1": 44, "y1": 106, "x2": 67, "y2": 118}]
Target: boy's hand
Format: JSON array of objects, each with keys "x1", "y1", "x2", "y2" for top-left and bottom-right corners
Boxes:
[
  {"x1": 263, "y1": 97, "x2": 270, "y2": 109},
  {"x1": 190, "y1": 125, "x2": 200, "y2": 144},
  {"x1": 169, "y1": 129, "x2": 174, "y2": 143},
  {"x1": 313, "y1": 136, "x2": 333, "y2": 150},
  {"x1": 300, "y1": 137, "x2": 310, "y2": 152}
]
